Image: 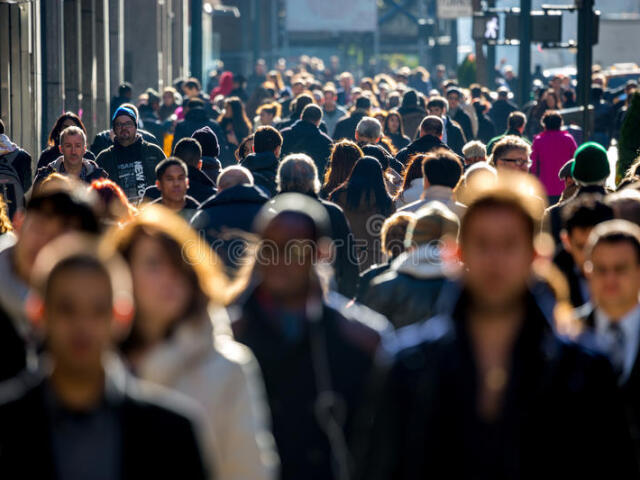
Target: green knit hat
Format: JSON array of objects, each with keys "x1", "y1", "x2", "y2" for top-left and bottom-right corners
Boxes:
[{"x1": 571, "y1": 142, "x2": 610, "y2": 184}]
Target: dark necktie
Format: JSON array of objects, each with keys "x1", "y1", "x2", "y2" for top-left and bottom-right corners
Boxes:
[{"x1": 607, "y1": 322, "x2": 626, "y2": 380}]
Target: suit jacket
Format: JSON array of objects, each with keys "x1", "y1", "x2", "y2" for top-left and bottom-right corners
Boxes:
[
  {"x1": 578, "y1": 305, "x2": 640, "y2": 465},
  {"x1": 0, "y1": 366, "x2": 209, "y2": 480},
  {"x1": 359, "y1": 288, "x2": 638, "y2": 479}
]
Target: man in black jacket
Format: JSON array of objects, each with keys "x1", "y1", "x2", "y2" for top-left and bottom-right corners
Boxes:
[
  {"x1": 489, "y1": 86, "x2": 519, "y2": 134},
  {"x1": 396, "y1": 116, "x2": 453, "y2": 165},
  {"x1": 446, "y1": 87, "x2": 474, "y2": 143},
  {"x1": 33, "y1": 126, "x2": 108, "y2": 187},
  {"x1": 231, "y1": 193, "x2": 392, "y2": 480},
  {"x1": 172, "y1": 98, "x2": 225, "y2": 152},
  {"x1": 96, "y1": 106, "x2": 166, "y2": 202},
  {"x1": 191, "y1": 166, "x2": 268, "y2": 274},
  {"x1": 0, "y1": 119, "x2": 32, "y2": 218},
  {"x1": 0, "y1": 235, "x2": 209, "y2": 479},
  {"x1": 275, "y1": 153, "x2": 359, "y2": 298},
  {"x1": 241, "y1": 126, "x2": 282, "y2": 197},
  {"x1": 281, "y1": 105, "x2": 333, "y2": 176},
  {"x1": 426, "y1": 96, "x2": 466, "y2": 157},
  {"x1": 333, "y1": 96, "x2": 371, "y2": 141},
  {"x1": 359, "y1": 171, "x2": 638, "y2": 479},
  {"x1": 89, "y1": 103, "x2": 161, "y2": 157},
  {"x1": 142, "y1": 137, "x2": 216, "y2": 204},
  {"x1": 577, "y1": 220, "x2": 640, "y2": 461}
]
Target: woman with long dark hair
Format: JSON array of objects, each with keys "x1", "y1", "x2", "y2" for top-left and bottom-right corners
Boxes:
[
  {"x1": 37, "y1": 112, "x2": 95, "y2": 169},
  {"x1": 320, "y1": 140, "x2": 363, "y2": 198},
  {"x1": 394, "y1": 154, "x2": 425, "y2": 208},
  {"x1": 104, "y1": 205, "x2": 277, "y2": 480},
  {"x1": 383, "y1": 111, "x2": 411, "y2": 151},
  {"x1": 330, "y1": 156, "x2": 396, "y2": 270},
  {"x1": 218, "y1": 97, "x2": 252, "y2": 147}
]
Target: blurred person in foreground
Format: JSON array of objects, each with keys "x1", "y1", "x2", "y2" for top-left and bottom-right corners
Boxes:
[
  {"x1": 359, "y1": 171, "x2": 638, "y2": 479},
  {"x1": 105, "y1": 205, "x2": 278, "y2": 480},
  {"x1": 0, "y1": 187, "x2": 100, "y2": 383},
  {"x1": 0, "y1": 234, "x2": 210, "y2": 479},
  {"x1": 230, "y1": 193, "x2": 392, "y2": 480},
  {"x1": 577, "y1": 220, "x2": 640, "y2": 460}
]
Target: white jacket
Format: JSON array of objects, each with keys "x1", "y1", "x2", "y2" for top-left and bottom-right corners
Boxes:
[
  {"x1": 395, "y1": 178, "x2": 424, "y2": 209},
  {"x1": 137, "y1": 314, "x2": 278, "y2": 480}
]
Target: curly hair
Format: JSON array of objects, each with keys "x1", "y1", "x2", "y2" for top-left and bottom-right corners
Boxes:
[{"x1": 0, "y1": 194, "x2": 13, "y2": 234}]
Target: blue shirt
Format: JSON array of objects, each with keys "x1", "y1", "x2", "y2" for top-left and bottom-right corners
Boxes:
[{"x1": 594, "y1": 304, "x2": 640, "y2": 383}]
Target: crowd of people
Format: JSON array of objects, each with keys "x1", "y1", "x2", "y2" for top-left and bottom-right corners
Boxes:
[{"x1": 1, "y1": 54, "x2": 640, "y2": 479}]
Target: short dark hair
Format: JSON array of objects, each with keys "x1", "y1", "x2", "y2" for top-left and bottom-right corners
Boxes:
[
  {"x1": 355, "y1": 96, "x2": 371, "y2": 110},
  {"x1": 118, "y1": 82, "x2": 132, "y2": 97},
  {"x1": 427, "y1": 97, "x2": 448, "y2": 112},
  {"x1": 542, "y1": 110, "x2": 563, "y2": 130},
  {"x1": 420, "y1": 116, "x2": 444, "y2": 137},
  {"x1": 27, "y1": 190, "x2": 100, "y2": 234},
  {"x1": 507, "y1": 111, "x2": 527, "y2": 130},
  {"x1": 155, "y1": 157, "x2": 188, "y2": 180},
  {"x1": 0, "y1": 118, "x2": 4, "y2": 134},
  {"x1": 184, "y1": 77, "x2": 201, "y2": 91},
  {"x1": 186, "y1": 98, "x2": 205, "y2": 110},
  {"x1": 173, "y1": 138, "x2": 202, "y2": 167},
  {"x1": 422, "y1": 150, "x2": 463, "y2": 188},
  {"x1": 586, "y1": 219, "x2": 640, "y2": 264},
  {"x1": 301, "y1": 104, "x2": 323, "y2": 124},
  {"x1": 561, "y1": 194, "x2": 614, "y2": 234},
  {"x1": 446, "y1": 87, "x2": 462, "y2": 99},
  {"x1": 253, "y1": 126, "x2": 283, "y2": 154}
]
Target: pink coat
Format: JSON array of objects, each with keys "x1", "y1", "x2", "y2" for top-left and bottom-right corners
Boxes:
[{"x1": 530, "y1": 130, "x2": 577, "y2": 196}]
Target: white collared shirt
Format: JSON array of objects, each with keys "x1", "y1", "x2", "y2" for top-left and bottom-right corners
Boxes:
[{"x1": 594, "y1": 303, "x2": 640, "y2": 383}]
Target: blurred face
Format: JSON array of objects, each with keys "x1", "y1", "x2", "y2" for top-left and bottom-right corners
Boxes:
[
  {"x1": 447, "y1": 93, "x2": 460, "y2": 111},
  {"x1": 157, "y1": 165, "x2": 188, "y2": 205},
  {"x1": 15, "y1": 212, "x2": 71, "y2": 282},
  {"x1": 292, "y1": 82, "x2": 304, "y2": 96},
  {"x1": 495, "y1": 148, "x2": 530, "y2": 173},
  {"x1": 45, "y1": 268, "x2": 113, "y2": 375},
  {"x1": 162, "y1": 92, "x2": 174, "y2": 106},
  {"x1": 387, "y1": 115, "x2": 400, "y2": 133},
  {"x1": 260, "y1": 110, "x2": 275, "y2": 126},
  {"x1": 129, "y1": 236, "x2": 191, "y2": 344},
  {"x1": 59, "y1": 133, "x2": 86, "y2": 170},
  {"x1": 562, "y1": 226, "x2": 592, "y2": 273},
  {"x1": 258, "y1": 216, "x2": 315, "y2": 301},
  {"x1": 113, "y1": 115, "x2": 137, "y2": 146},
  {"x1": 544, "y1": 94, "x2": 557, "y2": 108},
  {"x1": 461, "y1": 207, "x2": 534, "y2": 309},
  {"x1": 340, "y1": 76, "x2": 353, "y2": 90},
  {"x1": 324, "y1": 92, "x2": 337, "y2": 108},
  {"x1": 587, "y1": 242, "x2": 640, "y2": 316},
  {"x1": 429, "y1": 106, "x2": 444, "y2": 117},
  {"x1": 256, "y1": 62, "x2": 266, "y2": 76}
]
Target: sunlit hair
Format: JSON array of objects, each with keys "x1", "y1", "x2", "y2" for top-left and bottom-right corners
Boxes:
[
  {"x1": 88, "y1": 179, "x2": 137, "y2": 226},
  {"x1": 0, "y1": 194, "x2": 13, "y2": 233},
  {"x1": 381, "y1": 212, "x2": 414, "y2": 258},
  {"x1": 33, "y1": 172, "x2": 75, "y2": 196},
  {"x1": 459, "y1": 170, "x2": 547, "y2": 244},
  {"x1": 395, "y1": 154, "x2": 425, "y2": 202},
  {"x1": 322, "y1": 140, "x2": 363, "y2": 197},
  {"x1": 102, "y1": 204, "x2": 228, "y2": 309},
  {"x1": 257, "y1": 101, "x2": 282, "y2": 119},
  {"x1": 490, "y1": 135, "x2": 532, "y2": 165}
]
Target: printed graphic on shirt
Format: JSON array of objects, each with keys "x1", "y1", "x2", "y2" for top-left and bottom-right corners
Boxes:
[{"x1": 117, "y1": 160, "x2": 147, "y2": 202}]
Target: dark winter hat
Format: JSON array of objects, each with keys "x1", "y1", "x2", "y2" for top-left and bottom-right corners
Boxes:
[
  {"x1": 571, "y1": 142, "x2": 610, "y2": 184},
  {"x1": 192, "y1": 126, "x2": 219, "y2": 158},
  {"x1": 558, "y1": 159, "x2": 574, "y2": 180},
  {"x1": 111, "y1": 106, "x2": 137, "y2": 128}
]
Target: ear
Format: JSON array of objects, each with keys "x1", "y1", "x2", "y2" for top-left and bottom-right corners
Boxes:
[
  {"x1": 198, "y1": 159, "x2": 203, "y2": 170},
  {"x1": 11, "y1": 209, "x2": 25, "y2": 236},
  {"x1": 155, "y1": 180, "x2": 161, "y2": 189},
  {"x1": 58, "y1": 144, "x2": 63, "y2": 154},
  {"x1": 25, "y1": 293, "x2": 45, "y2": 329}
]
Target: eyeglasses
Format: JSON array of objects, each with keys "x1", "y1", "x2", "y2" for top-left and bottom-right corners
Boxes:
[
  {"x1": 499, "y1": 157, "x2": 531, "y2": 168},
  {"x1": 114, "y1": 121, "x2": 135, "y2": 129}
]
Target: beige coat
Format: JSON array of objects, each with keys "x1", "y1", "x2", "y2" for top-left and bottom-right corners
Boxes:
[{"x1": 137, "y1": 313, "x2": 279, "y2": 480}]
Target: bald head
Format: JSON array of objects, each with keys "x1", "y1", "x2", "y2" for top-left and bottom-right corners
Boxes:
[{"x1": 217, "y1": 166, "x2": 254, "y2": 192}]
